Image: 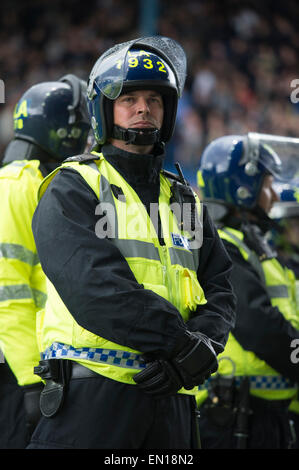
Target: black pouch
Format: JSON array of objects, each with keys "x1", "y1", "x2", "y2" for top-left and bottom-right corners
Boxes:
[
  {"x1": 205, "y1": 374, "x2": 237, "y2": 427},
  {"x1": 34, "y1": 359, "x2": 71, "y2": 418},
  {"x1": 40, "y1": 379, "x2": 65, "y2": 418}
]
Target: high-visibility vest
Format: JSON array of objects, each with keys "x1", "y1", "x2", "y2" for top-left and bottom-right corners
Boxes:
[
  {"x1": 0, "y1": 160, "x2": 46, "y2": 386},
  {"x1": 197, "y1": 226, "x2": 298, "y2": 405},
  {"x1": 37, "y1": 152, "x2": 207, "y2": 394}
]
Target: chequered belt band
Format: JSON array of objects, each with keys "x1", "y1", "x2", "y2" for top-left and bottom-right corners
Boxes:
[
  {"x1": 198, "y1": 375, "x2": 296, "y2": 391},
  {"x1": 42, "y1": 343, "x2": 297, "y2": 390},
  {"x1": 42, "y1": 342, "x2": 146, "y2": 370}
]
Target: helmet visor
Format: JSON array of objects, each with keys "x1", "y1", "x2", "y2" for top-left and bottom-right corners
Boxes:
[
  {"x1": 88, "y1": 36, "x2": 186, "y2": 100},
  {"x1": 243, "y1": 133, "x2": 299, "y2": 182}
]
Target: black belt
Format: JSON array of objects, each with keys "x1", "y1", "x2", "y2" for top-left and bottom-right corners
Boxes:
[{"x1": 70, "y1": 361, "x2": 99, "y2": 380}]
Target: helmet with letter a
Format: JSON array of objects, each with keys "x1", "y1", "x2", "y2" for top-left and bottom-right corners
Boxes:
[
  {"x1": 197, "y1": 134, "x2": 282, "y2": 219},
  {"x1": 3, "y1": 74, "x2": 90, "y2": 164},
  {"x1": 87, "y1": 36, "x2": 187, "y2": 146}
]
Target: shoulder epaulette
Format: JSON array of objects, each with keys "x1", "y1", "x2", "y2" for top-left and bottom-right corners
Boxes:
[
  {"x1": 63, "y1": 153, "x2": 101, "y2": 164},
  {"x1": 161, "y1": 169, "x2": 181, "y2": 183}
]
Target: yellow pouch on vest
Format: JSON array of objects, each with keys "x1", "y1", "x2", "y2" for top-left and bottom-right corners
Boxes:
[{"x1": 181, "y1": 268, "x2": 207, "y2": 311}]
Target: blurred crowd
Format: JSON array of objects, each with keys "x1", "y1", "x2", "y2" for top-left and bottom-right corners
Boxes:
[{"x1": 0, "y1": 0, "x2": 299, "y2": 184}]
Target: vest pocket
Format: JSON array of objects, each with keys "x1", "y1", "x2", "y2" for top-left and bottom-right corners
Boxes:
[{"x1": 179, "y1": 268, "x2": 207, "y2": 313}]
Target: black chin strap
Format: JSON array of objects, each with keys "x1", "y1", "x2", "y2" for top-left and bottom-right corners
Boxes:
[{"x1": 112, "y1": 125, "x2": 161, "y2": 146}]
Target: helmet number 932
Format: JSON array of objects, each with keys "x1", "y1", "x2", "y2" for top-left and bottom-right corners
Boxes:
[{"x1": 116, "y1": 57, "x2": 167, "y2": 73}]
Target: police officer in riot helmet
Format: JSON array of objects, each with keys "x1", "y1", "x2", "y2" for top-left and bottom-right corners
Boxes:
[
  {"x1": 28, "y1": 37, "x2": 235, "y2": 449},
  {"x1": 3, "y1": 74, "x2": 90, "y2": 168},
  {"x1": 0, "y1": 75, "x2": 89, "y2": 448},
  {"x1": 196, "y1": 135, "x2": 299, "y2": 449}
]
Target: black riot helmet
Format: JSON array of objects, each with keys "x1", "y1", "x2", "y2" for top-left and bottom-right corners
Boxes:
[
  {"x1": 3, "y1": 74, "x2": 90, "y2": 165},
  {"x1": 87, "y1": 36, "x2": 187, "y2": 147}
]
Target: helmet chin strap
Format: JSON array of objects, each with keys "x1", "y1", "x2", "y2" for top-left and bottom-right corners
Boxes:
[{"x1": 112, "y1": 125, "x2": 161, "y2": 146}]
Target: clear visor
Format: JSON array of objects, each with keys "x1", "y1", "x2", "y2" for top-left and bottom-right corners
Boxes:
[
  {"x1": 87, "y1": 36, "x2": 187, "y2": 100},
  {"x1": 241, "y1": 132, "x2": 299, "y2": 182},
  {"x1": 269, "y1": 201, "x2": 299, "y2": 219}
]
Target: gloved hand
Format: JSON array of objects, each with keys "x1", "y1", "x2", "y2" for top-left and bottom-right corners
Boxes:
[{"x1": 133, "y1": 331, "x2": 218, "y2": 397}]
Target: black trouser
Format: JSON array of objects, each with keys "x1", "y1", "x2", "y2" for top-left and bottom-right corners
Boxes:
[
  {"x1": 289, "y1": 411, "x2": 299, "y2": 449},
  {"x1": 198, "y1": 395, "x2": 294, "y2": 449},
  {"x1": 0, "y1": 363, "x2": 42, "y2": 449},
  {"x1": 27, "y1": 366, "x2": 199, "y2": 449}
]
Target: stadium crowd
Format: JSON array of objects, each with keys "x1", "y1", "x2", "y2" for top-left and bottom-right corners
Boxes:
[{"x1": 0, "y1": 0, "x2": 299, "y2": 183}]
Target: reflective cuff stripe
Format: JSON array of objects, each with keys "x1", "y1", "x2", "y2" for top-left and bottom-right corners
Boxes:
[
  {"x1": 43, "y1": 342, "x2": 146, "y2": 370},
  {"x1": 113, "y1": 239, "x2": 160, "y2": 260},
  {"x1": 198, "y1": 375, "x2": 296, "y2": 391},
  {"x1": 0, "y1": 285, "x2": 46, "y2": 308},
  {"x1": 267, "y1": 285, "x2": 289, "y2": 298},
  {"x1": 0, "y1": 243, "x2": 40, "y2": 266}
]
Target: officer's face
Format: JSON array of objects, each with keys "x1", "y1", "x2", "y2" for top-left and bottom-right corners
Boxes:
[
  {"x1": 258, "y1": 175, "x2": 280, "y2": 214},
  {"x1": 113, "y1": 89, "x2": 164, "y2": 132}
]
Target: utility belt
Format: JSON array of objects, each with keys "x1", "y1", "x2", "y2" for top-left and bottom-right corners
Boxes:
[
  {"x1": 199, "y1": 372, "x2": 296, "y2": 449},
  {"x1": 34, "y1": 359, "x2": 99, "y2": 418}
]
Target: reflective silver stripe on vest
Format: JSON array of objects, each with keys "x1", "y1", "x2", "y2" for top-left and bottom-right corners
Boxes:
[
  {"x1": 113, "y1": 239, "x2": 160, "y2": 260},
  {"x1": 0, "y1": 243, "x2": 40, "y2": 266},
  {"x1": 95, "y1": 166, "x2": 200, "y2": 271},
  {"x1": 169, "y1": 247, "x2": 196, "y2": 271},
  {"x1": 43, "y1": 342, "x2": 146, "y2": 370},
  {"x1": 267, "y1": 285, "x2": 289, "y2": 298},
  {"x1": 220, "y1": 228, "x2": 266, "y2": 283},
  {"x1": 0, "y1": 285, "x2": 46, "y2": 308},
  {"x1": 198, "y1": 375, "x2": 296, "y2": 391},
  {"x1": 220, "y1": 228, "x2": 288, "y2": 299}
]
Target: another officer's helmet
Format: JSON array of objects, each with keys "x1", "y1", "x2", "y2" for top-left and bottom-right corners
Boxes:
[
  {"x1": 87, "y1": 35, "x2": 187, "y2": 146},
  {"x1": 197, "y1": 134, "x2": 282, "y2": 214},
  {"x1": 13, "y1": 74, "x2": 90, "y2": 161}
]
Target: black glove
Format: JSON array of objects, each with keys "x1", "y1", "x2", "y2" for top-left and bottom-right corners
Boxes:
[{"x1": 133, "y1": 331, "x2": 218, "y2": 397}]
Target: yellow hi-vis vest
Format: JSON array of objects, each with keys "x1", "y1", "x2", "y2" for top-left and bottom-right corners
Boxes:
[
  {"x1": 0, "y1": 160, "x2": 46, "y2": 386},
  {"x1": 197, "y1": 227, "x2": 298, "y2": 405},
  {"x1": 36, "y1": 152, "x2": 207, "y2": 394}
]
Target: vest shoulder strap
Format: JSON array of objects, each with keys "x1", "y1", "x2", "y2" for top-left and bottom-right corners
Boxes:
[{"x1": 220, "y1": 227, "x2": 266, "y2": 285}]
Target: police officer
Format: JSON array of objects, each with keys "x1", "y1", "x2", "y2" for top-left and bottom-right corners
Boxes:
[
  {"x1": 0, "y1": 75, "x2": 89, "y2": 448},
  {"x1": 270, "y1": 183, "x2": 299, "y2": 279},
  {"x1": 196, "y1": 134, "x2": 299, "y2": 449},
  {"x1": 28, "y1": 36, "x2": 236, "y2": 450},
  {"x1": 270, "y1": 183, "x2": 299, "y2": 448}
]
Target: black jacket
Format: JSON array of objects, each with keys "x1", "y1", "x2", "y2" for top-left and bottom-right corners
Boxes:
[{"x1": 32, "y1": 144, "x2": 236, "y2": 359}]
